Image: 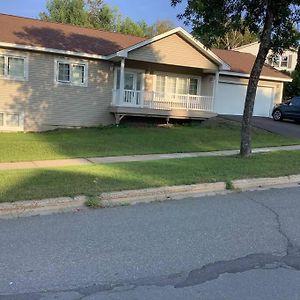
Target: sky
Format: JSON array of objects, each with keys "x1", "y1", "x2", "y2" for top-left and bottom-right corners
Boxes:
[{"x1": 0, "y1": 0, "x2": 189, "y2": 29}]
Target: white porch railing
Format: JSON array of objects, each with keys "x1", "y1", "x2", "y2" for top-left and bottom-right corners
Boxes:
[{"x1": 112, "y1": 90, "x2": 214, "y2": 112}]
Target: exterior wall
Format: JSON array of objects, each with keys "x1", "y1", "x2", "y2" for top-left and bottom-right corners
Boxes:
[
  {"x1": 236, "y1": 43, "x2": 260, "y2": 56},
  {"x1": 128, "y1": 33, "x2": 218, "y2": 70},
  {"x1": 0, "y1": 48, "x2": 114, "y2": 131},
  {"x1": 236, "y1": 43, "x2": 297, "y2": 72},
  {"x1": 201, "y1": 75, "x2": 215, "y2": 97},
  {"x1": 219, "y1": 75, "x2": 284, "y2": 104}
]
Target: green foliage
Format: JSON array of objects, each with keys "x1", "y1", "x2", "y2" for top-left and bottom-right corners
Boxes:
[
  {"x1": 147, "y1": 20, "x2": 175, "y2": 38},
  {"x1": 39, "y1": 0, "x2": 174, "y2": 37},
  {"x1": 85, "y1": 196, "x2": 102, "y2": 208},
  {"x1": 283, "y1": 69, "x2": 300, "y2": 99},
  {"x1": 212, "y1": 28, "x2": 258, "y2": 50},
  {"x1": 40, "y1": 0, "x2": 89, "y2": 26},
  {"x1": 171, "y1": 0, "x2": 300, "y2": 54},
  {"x1": 225, "y1": 180, "x2": 235, "y2": 190}
]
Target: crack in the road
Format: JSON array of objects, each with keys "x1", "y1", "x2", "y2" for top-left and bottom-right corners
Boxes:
[{"x1": 2, "y1": 192, "x2": 300, "y2": 299}]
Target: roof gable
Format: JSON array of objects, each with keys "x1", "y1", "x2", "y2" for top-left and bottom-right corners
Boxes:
[
  {"x1": 114, "y1": 27, "x2": 230, "y2": 70},
  {"x1": 127, "y1": 33, "x2": 219, "y2": 70}
]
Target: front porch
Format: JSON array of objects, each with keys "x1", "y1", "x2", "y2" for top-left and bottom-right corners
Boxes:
[{"x1": 110, "y1": 59, "x2": 218, "y2": 124}]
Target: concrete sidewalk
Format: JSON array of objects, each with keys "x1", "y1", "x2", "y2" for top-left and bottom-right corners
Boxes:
[{"x1": 1, "y1": 144, "x2": 300, "y2": 171}]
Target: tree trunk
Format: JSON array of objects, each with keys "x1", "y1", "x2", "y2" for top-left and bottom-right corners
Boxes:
[
  {"x1": 240, "y1": 8, "x2": 274, "y2": 157},
  {"x1": 295, "y1": 46, "x2": 300, "y2": 71}
]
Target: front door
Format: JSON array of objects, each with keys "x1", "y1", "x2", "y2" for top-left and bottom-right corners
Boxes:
[{"x1": 115, "y1": 69, "x2": 143, "y2": 106}]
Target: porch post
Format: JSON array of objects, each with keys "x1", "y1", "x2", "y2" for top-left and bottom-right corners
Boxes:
[
  {"x1": 212, "y1": 71, "x2": 219, "y2": 112},
  {"x1": 119, "y1": 58, "x2": 125, "y2": 105}
]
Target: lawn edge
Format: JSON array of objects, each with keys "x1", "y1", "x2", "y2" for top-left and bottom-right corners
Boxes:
[{"x1": 1, "y1": 174, "x2": 300, "y2": 219}]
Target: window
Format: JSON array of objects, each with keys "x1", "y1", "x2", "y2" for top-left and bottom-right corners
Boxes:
[
  {"x1": 269, "y1": 54, "x2": 290, "y2": 69},
  {"x1": 189, "y1": 78, "x2": 198, "y2": 95},
  {"x1": 0, "y1": 111, "x2": 24, "y2": 131},
  {"x1": 280, "y1": 56, "x2": 288, "y2": 68},
  {"x1": 291, "y1": 97, "x2": 300, "y2": 107},
  {"x1": 58, "y1": 63, "x2": 70, "y2": 82},
  {"x1": 156, "y1": 75, "x2": 166, "y2": 94},
  {"x1": 6, "y1": 113, "x2": 19, "y2": 127},
  {"x1": 0, "y1": 54, "x2": 27, "y2": 80},
  {"x1": 56, "y1": 61, "x2": 87, "y2": 86},
  {"x1": 155, "y1": 75, "x2": 200, "y2": 96},
  {"x1": 177, "y1": 78, "x2": 188, "y2": 94},
  {"x1": 72, "y1": 65, "x2": 85, "y2": 85}
]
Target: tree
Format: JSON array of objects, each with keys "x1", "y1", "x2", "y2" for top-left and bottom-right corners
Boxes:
[
  {"x1": 40, "y1": 0, "x2": 89, "y2": 26},
  {"x1": 40, "y1": 0, "x2": 149, "y2": 37},
  {"x1": 85, "y1": 0, "x2": 121, "y2": 31},
  {"x1": 283, "y1": 46, "x2": 300, "y2": 98},
  {"x1": 147, "y1": 20, "x2": 175, "y2": 37},
  {"x1": 212, "y1": 28, "x2": 258, "y2": 50},
  {"x1": 171, "y1": 0, "x2": 300, "y2": 157}
]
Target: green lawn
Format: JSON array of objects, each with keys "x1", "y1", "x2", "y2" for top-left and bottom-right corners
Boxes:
[
  {"x1": 0, "y1": 119, "x2": 299, "y2": 163},
  {"x1": 1, "y1": 151, "x2": 300, "y2": 203}
]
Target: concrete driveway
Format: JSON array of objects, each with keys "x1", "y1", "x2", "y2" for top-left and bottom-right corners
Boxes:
[
  {"x1": 1, "y1": 187, "x2": 300, "y2": 299},
  {"x1": 221, "y1": 115, "x2": 300, "y2": 139}
]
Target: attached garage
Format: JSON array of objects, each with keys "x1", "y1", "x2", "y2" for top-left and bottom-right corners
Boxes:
[
  {"x1": 212, "y1": 48, "x2": 292, "y2": 118},
  {"x1": 215, "y1": 82, "x2": 275, "y2": 117}
]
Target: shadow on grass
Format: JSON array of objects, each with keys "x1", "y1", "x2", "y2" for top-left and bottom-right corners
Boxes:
[{"x1": 2, "y1": 151, "x2": 300, "y2": 203}]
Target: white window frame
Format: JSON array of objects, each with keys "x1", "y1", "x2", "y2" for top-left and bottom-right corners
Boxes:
[
  {"x1": 0, "y1": 53, "x2": 28, "y2": 81},
  {"x1": 153, "y1": 72, "x2": 202, "y2": 96},
  {"x1": 269, "y1": 54, "x2": 290, "y2": 69},
  {"x1": 54, "y1": 59, "x2": 88, "y2": 87},
  {"x1": 0, "y1": 111, "x2": 24, "y2": 131},
  {"x1": 279, "y1": 55, "x2": 289, "y2": 68}
]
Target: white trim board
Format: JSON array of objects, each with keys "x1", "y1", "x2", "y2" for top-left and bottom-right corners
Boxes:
[{"x1": 219, "y1": 71, "x2": 292, "y2": 82}]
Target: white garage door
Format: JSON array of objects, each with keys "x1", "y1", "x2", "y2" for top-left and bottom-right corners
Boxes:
[{"x1": 215, "y1": 83, "x2": 274, "y2": 117}]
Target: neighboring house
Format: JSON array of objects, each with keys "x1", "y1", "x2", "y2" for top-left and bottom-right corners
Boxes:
[
  {"x1": 234, "y1": 42, "x2": 297, "y2": 72},
  {"x1": 0, "y1": 14, "x2": 291, "y2": 132}
]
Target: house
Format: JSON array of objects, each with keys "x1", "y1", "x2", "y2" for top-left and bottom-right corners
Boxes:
[
  {"x1": 234, "y1": 42, "x2": 297, "y2": 72},
  {"x1": 0, "y1": 13, "x2": 291, "y2": 132}
]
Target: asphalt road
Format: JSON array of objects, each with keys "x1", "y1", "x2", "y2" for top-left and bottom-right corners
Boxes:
[
  {"x1": 1, "y1": 187, "x2": 300, "y2": 299},
  {"x1": 221, "y1": 115, "x2": 300, "y2": 139}
]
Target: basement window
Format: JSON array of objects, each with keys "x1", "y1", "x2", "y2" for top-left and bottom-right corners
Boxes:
[{"x1": 0, "y1": 111, "x2": 24, "y2": 131}]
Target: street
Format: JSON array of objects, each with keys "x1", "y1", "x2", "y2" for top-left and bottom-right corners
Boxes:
[{"x1": 1, "y1": 187, "x2": 300, "y2": 299}]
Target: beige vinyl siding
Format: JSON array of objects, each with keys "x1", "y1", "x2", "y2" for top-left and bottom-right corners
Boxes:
[
  {"x1": 201, "y1": 75, "x2": 215, "y2": 97},
  {"x1": 219, "y1": 75, "x2": 284, "y2": 104},
  {"x1": 128, "y1": 33, "x2": 218, "y2": 70},
  {"x1": 0, "y1": 48, "x2": 114, "y2": 131}
]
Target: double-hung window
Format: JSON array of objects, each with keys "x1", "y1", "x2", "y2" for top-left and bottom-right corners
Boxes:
[
  {"x1": 56, "y1": 60, "x2": 87, "y2": 86},
  {"x1": 155, "y1": 75, "x2": 200, "y2": 96},
  {"x1": 0, "y1": 54, "x2": 27, "y2": 80}
]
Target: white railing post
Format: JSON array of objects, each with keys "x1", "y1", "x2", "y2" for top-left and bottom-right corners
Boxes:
[{"x1": 119, "y1": 58, "x2": 125, "y2": 105}]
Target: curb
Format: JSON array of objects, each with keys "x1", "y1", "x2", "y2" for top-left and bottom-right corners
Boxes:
[{"x1": 1, "y1": 175, "x2": 300, "y2": 219}]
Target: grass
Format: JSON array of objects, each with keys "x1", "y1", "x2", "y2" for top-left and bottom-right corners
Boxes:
[
  {"x1": 85, "y1": 196, "x2": 102, "y2": 208},
  {"x1": 0, "y1": 118, "x2": 299, "y2": 163},
  {"x1": 1, "y1": 150, "x2": 300, "y2": 203}
]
